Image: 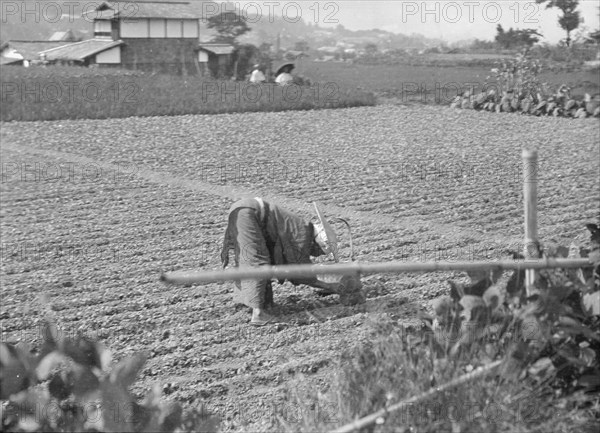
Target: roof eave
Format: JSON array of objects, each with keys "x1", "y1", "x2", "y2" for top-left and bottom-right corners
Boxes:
[{"x1": 41, "y1": 40, "x2": 124, "y2": 61}]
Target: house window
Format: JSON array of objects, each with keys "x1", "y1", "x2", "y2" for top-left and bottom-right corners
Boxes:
[
  {"x1": 149, "y1": 19, "x2": 165, "y2": 37},
  {"x1": 166, "y1": 19, "x2": 182, "y2": 38},
  {"x1": 121, "y1": 19, "x2": 149, "y2": 38},
  {"x1": 182, "y1": 20, "x2": 198, "y2": 38},
  {"x1": 94, "y1": 20, "x2": 112, "y2": 37}
]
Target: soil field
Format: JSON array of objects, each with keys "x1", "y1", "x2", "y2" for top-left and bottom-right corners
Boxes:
[{"x1": 1, "y1": 105, "x2": 599, "y2": 431}]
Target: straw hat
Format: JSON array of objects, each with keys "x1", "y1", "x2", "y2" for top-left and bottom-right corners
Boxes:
[
  {"x1": 313, "y1": 201, "x2": 339, "y2": 262},
  {"x1": 275, "y1": 62, "x2": 295, "y2": 75}
]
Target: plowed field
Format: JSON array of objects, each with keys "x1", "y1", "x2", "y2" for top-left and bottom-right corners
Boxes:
[{"x1": 1, "y1": 105, "x2": 599, "y2": 431}]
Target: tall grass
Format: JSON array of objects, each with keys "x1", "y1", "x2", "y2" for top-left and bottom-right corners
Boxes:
[
  {"x1": 277, "y1": 239, "x2": 600, "y2": 433},
  {"x1": 0, "y1": 66, "x2": 376, "y2": 122},
  {"x1": 279, "y1": 315, "x2": 598, "y2": 433}
]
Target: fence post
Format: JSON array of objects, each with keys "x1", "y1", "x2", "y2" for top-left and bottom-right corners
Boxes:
[{"x1": 523, "y1": 149, "x2": 539, "y2": 297}]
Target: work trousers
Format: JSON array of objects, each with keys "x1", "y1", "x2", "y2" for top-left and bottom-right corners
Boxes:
[{"x1": 230, "y1": 207, "x2": 274, "y2": 309}]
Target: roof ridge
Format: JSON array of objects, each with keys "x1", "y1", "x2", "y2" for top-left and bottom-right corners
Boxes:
[{"x1": 8, "y1": 40, "x2": 68, "y2": 43}]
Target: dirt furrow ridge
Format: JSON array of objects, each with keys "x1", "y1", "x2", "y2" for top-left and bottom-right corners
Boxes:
[{"x1": 1, "y1": 142, "x2": 506, "y2": 248}]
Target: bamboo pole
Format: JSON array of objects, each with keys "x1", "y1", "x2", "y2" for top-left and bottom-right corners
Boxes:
[
  {"x1": 523, "y1": 149, "x2": 539, "y2": 297},
  {"x1": 160, "y1": 258, "x2": 592, "y2": 285},
  {"x1": 329, "y1": 360, "x2": 503, "y2": 433}
]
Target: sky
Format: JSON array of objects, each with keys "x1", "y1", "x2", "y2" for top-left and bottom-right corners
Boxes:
[{"x1": 234, "y1": 0, "x2": 600, "y2": 43}]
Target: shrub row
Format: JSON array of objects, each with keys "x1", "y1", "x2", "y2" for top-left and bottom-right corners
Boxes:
[
  {"x1": 0, "y1": 66, "x2": 376, "y2": 122},
  {"x1": 451, "y1": 90, "x2": 600, "y2": 118}
]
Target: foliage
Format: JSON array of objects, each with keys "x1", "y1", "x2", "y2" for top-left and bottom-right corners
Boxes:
[
  {"x1": 495, "y1": 24, "x2": 543, "y2": 49},
  {"x1": 279, "y1": 224, "x2": 600, "y2": 432},
  {"x1": 364, "y1": 43, "x2": 378, "y2": 55},
  {"x1": 293, "y1": 41, "x2": 310, "y2": 53},
  {"x1": 0, "y1": 316, "x2": 218, "y2": 432},
  {"x1": 292, "y1": 75, "x2": 312, "y2": 86},
  {"x1": 537, "y1": 0, "x2": 582, "y2": 46},
  {"x1": 230, "y1": 43, "x2": 262, "y2": 81},
  {"x1": 258, "y1": 42, "x2": 273, "y2": 54},
  {"x1": 451, "y1": 86, "x2": 600, "y2": 118},
  {"x1": 469, "y1": 39, "x2": 498, "y2": 51},
  {"x1": 528, "y1": 43, "x2": 599, "y2": 66},
  {"x1": 491, "y1": 51, "x2": 545, "y2": 99},
  {"x1": 206, "y1": 12, "x2": 251, "y2": 46},
  {"x1": 451, "y1": 51, "x2": 600, "y2": 117},
  {"x1": 0, "y1": 66, "x2": 376, "y2": 122}
]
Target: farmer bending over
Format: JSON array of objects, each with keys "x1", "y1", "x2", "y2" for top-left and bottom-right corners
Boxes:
[{"x1": 221, "y1": 197, "x2": 340, "y2": 326}]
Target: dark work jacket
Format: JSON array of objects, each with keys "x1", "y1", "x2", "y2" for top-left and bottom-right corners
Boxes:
[{"x1": 221, "y1": 198, "x2": 322, "y2": 286}]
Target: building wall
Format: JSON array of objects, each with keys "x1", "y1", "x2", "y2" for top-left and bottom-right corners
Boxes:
[
  {"x1": 94, "y1": 20, "x2": 112, "y2": 37},
  {"x1": 183, "y1": 20, "x2": 198, "y2": 38},
  {"x1": 119, "y1": 19, "x2": 199, "y2": 39},
  {"x1": 91, "y1": 16, "x2": 201, "y2": 75},
  {"x1": 96, "y1": 46, "x2": 121, "y2": 64},
  {"x1": 119, "y1": 38, "x2": 199, "y2": 75},
  {"x1": 121, "y1": 19, "x2": 149, "y2": 38},
  {"x1": 149, "y1": 19, "x2": 164, "y2": 37}
]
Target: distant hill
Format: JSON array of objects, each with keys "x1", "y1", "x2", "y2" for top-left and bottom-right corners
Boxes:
[
  {"x1": 1, "y1": 0, "x2": 442, "y2": 50},
  {"x1": 1, "y1": 0, "x2": 91, "y2": 42},
  {"x1": 237, "y1": 17, "x2": 444, "y2": 51}
]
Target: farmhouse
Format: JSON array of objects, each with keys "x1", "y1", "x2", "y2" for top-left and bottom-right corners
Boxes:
[
  {"x1": 0, "y1": 40, "x2": 71, "y2": 66},
  {"x1": 197, "y1": 43, "x2": 235, "y2": 77},
  {"x1": 79, "y1": 0, "x2": 203, "y2": 74},
  {"x1": 1, "y1": 1, "x2": 236, "y2": 75}
]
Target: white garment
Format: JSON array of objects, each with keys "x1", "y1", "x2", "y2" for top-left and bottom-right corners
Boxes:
[
  {"x1": 250, "y1": 69, "x2": 266, "y2": 83},
  {"x1": 275, "y1": 72, "x2": 293, "y2": 86}
]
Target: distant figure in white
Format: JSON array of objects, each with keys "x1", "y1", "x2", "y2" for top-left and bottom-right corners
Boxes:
[
  {"x1": 249, "y1": 64, "x2": 265, "y2": 83},
  {"x1": 275, "y1": 63, "x2": 294, "y2": 86}
]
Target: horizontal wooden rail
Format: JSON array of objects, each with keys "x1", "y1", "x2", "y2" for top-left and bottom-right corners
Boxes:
[{"x1": 161, "y1": 258, "x2": 592, "y2": 285}]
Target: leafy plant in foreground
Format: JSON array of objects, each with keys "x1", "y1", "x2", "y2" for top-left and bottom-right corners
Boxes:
[{"x1": 0, "y1": 316, "x2": 218, "y2": 432}]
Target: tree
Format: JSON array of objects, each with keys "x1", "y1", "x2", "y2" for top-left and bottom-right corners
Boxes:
[
  {"x1": 259, "y1": 42, "x2": 273, "y2": 54},
  {"x1": 207, "y1": 11, "x2": 251, "y2": 45},
  {"x1": 336, "y1": 24, "x2": 348, "y2": 35},
  {"x1": 495, "y1": 24, "x2": 542, "y2": 49},
  {"x1": 536, "y1": 0, "x2": 581, "y2": 46},
  {"x1": 364, "y1": 43, "x2": 378, "y2": 54},
  {"x1": 470, "y1": 39, "x2": 497, "y2": 51},
  {"x1": 231, "y1": 43, "x2": 262, "y2": 80},
  {"x1": 294, "y1": 40, "x2": 310, "y2": 53}
]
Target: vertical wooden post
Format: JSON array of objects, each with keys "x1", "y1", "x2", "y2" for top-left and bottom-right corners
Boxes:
[{"x1": 523, "y1": 149, "x2": 539, "y2": 297}]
